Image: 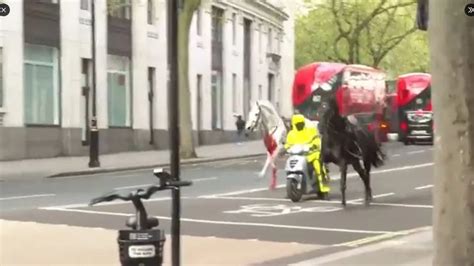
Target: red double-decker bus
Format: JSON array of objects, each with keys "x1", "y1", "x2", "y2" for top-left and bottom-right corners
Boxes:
[
  {"x1": 396, "y1": 73, "x2": 433, "y2": 144},
  {"x1": 292, "y1": 62, "x2": 389, "y2": 142}
]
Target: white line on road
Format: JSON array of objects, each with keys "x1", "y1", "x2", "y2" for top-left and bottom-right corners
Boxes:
[
  {"x1": 391, "y1": 154, "x2": 401, "y2": 157},
  {"x1": 42, "y1": 207, "x2": 395, "y2": 235},
  {"x1": 200, "y1": 196, "x2": 433, "y2": 209},
  {"x1": 199, "y1": 162, "x2": 434, "y2": 198},
  {"x1": 193, "y1": 177, "x2": 218, "y2": 182},
  {"x1": 0, "y1": 194, "x2": 56, "y2": 201},
  {"x1": 415, "y1": 184, "x2": 433, "y2": 190},
  {"x1": 294, "y1": 226, "x2": 432, "y2": 265},
  {"x1": 40, "y1": 196, "x2": 191, "y2": 210},
  {"x1": 407, "y1": 150, "x2": 426, "y2": 155},
  {"x1": 114, "y1": 177, "x2": 217, "y2": 190},
  {"x1": 348, "y1": 193, "x2": 395, "y2": 203}
]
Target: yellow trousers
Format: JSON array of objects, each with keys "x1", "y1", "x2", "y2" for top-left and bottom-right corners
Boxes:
[{"x1": 307, "y1": 151, "x2": 330, "y2": 193}]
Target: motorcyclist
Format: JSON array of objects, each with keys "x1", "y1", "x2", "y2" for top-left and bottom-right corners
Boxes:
[{"x1": 284, "y1": 114, "x2": 330, "y2": 197}]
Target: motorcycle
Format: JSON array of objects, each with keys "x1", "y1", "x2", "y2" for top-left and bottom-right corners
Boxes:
[{"x1": 285, "y1": 144, "x2": 329, "y2": 202}]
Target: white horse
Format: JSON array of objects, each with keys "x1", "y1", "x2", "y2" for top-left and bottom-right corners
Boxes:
[{"x1": 245, "y1": 100, "x2": 288, "y2": 190}]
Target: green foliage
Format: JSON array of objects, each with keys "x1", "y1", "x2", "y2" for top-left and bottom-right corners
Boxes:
[{"x1": 295, "y1": 0, "x2": 429, "y2": 76}]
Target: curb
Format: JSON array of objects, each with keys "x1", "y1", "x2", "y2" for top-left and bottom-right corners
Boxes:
[{"x1": 46, "y1": 153, "x2": 266, "y2": 178}]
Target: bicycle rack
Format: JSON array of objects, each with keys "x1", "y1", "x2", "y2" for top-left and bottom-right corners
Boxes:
[{"x1": 89, "y1": 168, "x2": 192, "y2": 266}]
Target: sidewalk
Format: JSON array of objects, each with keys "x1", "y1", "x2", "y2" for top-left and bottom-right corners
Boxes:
[
  {"x1": 292, "y1": 227, "x2": 433, "y2": 266},
  {"x1": 0, "y1": 140, "x2": 266, "y2": 181},
  {"x1": 0, "y1": 219, "x2": 323, "y2": 266}
]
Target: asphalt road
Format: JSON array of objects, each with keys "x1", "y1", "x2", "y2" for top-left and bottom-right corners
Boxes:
[{"x1": 0, "y1": 142, "x2": 434, "y2": 263}]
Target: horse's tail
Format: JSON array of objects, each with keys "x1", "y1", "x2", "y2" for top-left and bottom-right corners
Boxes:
[
  {"x1": 361, "y1": 130, "x2": 386, "y2": 168},
  {"x1": 372, "y1": 142, "x2": 386, "y2": 168}
]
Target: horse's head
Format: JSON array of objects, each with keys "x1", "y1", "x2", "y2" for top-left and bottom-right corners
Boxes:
[
  {"x1": 245, "y1": 101, "x2": 262, "y2": 133},
  {"x1": 320, "y1": 97, "x2": 344, "y2": 134}
]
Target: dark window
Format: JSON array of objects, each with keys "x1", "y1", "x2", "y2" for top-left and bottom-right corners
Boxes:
[
  {"x1": 147, "y1": 0, "x2": 154, "y2": 25},
  {"x1": 108, "y1": 0, "x2": 131, "y2": 20},
  {"x1": 81, "y1": 0, "x2": 89, "y2": 10},
  {"x1": 196, "y1": 8, "x2": 202, "y2": 35}
]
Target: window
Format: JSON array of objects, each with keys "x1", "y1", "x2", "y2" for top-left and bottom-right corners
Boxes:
[
  {"x1": 268, "y1": 73, "x2": 275, "y2": 103},
  {"x1": 258, "y1": 84, "x2": 263, "y2": 100},
  {"x1": 107, "y1": 55, "x2": 131, "y2": 127},
  {"x1": 258, "y1": 23, "x2": 262, "y2": 53},
  {"x1": 108, "y1": 0, "x2": 131, "y2": 20},
  {"x1": 0, "y1": 48, "x2": 3, "y2": 108},
  {"x1": 24, "y1": 44, "x2": 59, "y2": 125},
  {"x1": 37, "y1": 0, "x2": 58, "y2": 3},
  {"x1": 232, "y1": 74, "x2": 238, "y2": 113},
  {"x1": 81, "y1": 59, "x2": 92, "y2": 144},
  {"x1": 196, "y1": 8, "x2": 202, "y2": 36},
  {"x1": 267, "y1": 27, "x2": 273, "y2": 52},
  {"x1": 147, "y1": 0, "x2": 154, "y2": 25},
  {"x1": 211, "y1": 71, "x2": 223, "y2": 129},
  {"x1": 211, "y1": 7, "x2": 224, "y2": 42},
  {"x1": 81, "y1": 0, "x2": 89, "y2": 10},
  {"x1": 232, "y1": 13, "x2": 237, "y2": 45},
  {"x1": 277, "y1": 32, "x2": 281, "y2": 53}
]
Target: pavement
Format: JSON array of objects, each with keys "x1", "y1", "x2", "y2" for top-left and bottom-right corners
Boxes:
[
  {"x1": 0, "y1": 140, "x2": 266, "y2": 180},
  {"x1": 0, "y1": 141, "x2": 435, "y2": 265}
]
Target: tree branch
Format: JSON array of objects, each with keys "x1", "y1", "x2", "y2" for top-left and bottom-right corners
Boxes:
[{"x1": 372, "y1": 26, "x2": 417, "y2": 66}]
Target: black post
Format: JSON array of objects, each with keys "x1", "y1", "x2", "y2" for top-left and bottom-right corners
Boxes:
[
  {"x1": 89, "y1": 0, "x2": 100, "y2": 168},
  {"x1": 167, "y1": 0, "x2": 181, "y2": 266}
]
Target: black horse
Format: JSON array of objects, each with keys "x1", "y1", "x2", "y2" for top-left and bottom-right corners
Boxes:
[{"x1": 319, "y1": 98, "x2": 386, "y2": 206}]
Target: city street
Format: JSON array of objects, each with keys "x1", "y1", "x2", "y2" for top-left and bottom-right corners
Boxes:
[{"x1": 0, "y1": 142, "x2": 434, "y2": 264}]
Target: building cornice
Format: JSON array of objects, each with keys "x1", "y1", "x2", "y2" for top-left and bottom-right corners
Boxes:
[{"x1": 212, "y1": 0, "x2": 288, "y2": 30}]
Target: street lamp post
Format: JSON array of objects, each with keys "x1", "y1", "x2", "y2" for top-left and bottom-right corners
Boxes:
[
  {"x1": 89, "y1": 0, "x2": 100, "y2": 168},
  {"x1": 167, "y1": 0, "x2": 181, "y2": 266}
]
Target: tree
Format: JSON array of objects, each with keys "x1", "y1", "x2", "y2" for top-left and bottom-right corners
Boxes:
[
  {"x1": 295, "y1": 0, "x2": 427, "y2": 75},
  {"x1": 429, "y1": 0, "x2": 474, "y2": 265},
  {"x1": 177, "y1": 0, "x2": 202, "y2": 159}
]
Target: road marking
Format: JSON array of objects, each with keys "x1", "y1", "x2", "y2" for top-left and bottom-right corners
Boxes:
[
  {"x1": 295, "y1": 227, "x2": 432, "y2": 265},
  {"x1": 223, "y1": 203, "x2": 343, "y2": 217},
  {"x1": 199, "y1": 162, "x2": 434, "y2": 198},
  {"x1": 391, "y1": 153, "x2": 400, "y2": 157},
  {"x1": 415, "y1": 184, "x2": 433, "y2": 190},
  {"x1": 199, "y1": 195, "x2": 432, "y2": 209},
  {"x1": 114, "y1": 177, "x2": 217, "y2": 190},
  {"x1": 114, "y1": 184, "x2": 153, "y2": 190},
  {"x1": 193, "y1": 177, "x2": 218, "y2": 182},
  {"x1": 407, "y1": 150, "x2": 425, "y2": 155},
  {"x1": 333, "y1": 226, "x2": 430, "y2": 248},
  {"x1": 0, "y1": 194, "x2": 56, "y2": 201},
  {"x1": 347, "y1": 192, "x2": 395, "y2": 203},
  {"x1": 39, "y1": 196, "x2": 191, "y2": 210},
  {"x1": 41, "y1": 207, "x2": 394, "y2": 235},
  {"x1": 369, "y1": 202, "x2": 432, "y2": 209},
  {"x1": 199, "y1": 184, "x2": 286, "y2": 198}
]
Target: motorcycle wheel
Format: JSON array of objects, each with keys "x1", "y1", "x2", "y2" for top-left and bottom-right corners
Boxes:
[{"x1": 287, "y1": 178, "x2": 304, "y2": 202}]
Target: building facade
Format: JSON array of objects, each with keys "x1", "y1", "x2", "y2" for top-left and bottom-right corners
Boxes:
[{"x1": 0, "y1": 0, "x2": 293, "y2": 160}]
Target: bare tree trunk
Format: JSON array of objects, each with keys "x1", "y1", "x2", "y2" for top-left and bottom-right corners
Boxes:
[
  {"x1": 178, "y1": 0, "x2": 201, "y2": 159},
  {"x1": 430, "y1": 0, "x2": 474, "y2": 265}
]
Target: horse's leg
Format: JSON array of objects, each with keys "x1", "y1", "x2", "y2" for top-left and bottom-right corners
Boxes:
[
  {"x1": 364, "y1": 160, "x2": 373, "y2": 201},
  {"x1": 352, "y1": 160, "x2": 371, "y2": 206},
  {"x1": 269, "y1": 144, "x2": 284, "y2": 190},
  {"x1": 270, "y1": 153, "x2": 277, "y2": 190},
  {"x1": 259, "y1": 152, "x2": 272, "y2": 178},
  {"x1": 340, "y1": 162, "x2": 347, "y2": 207}
]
